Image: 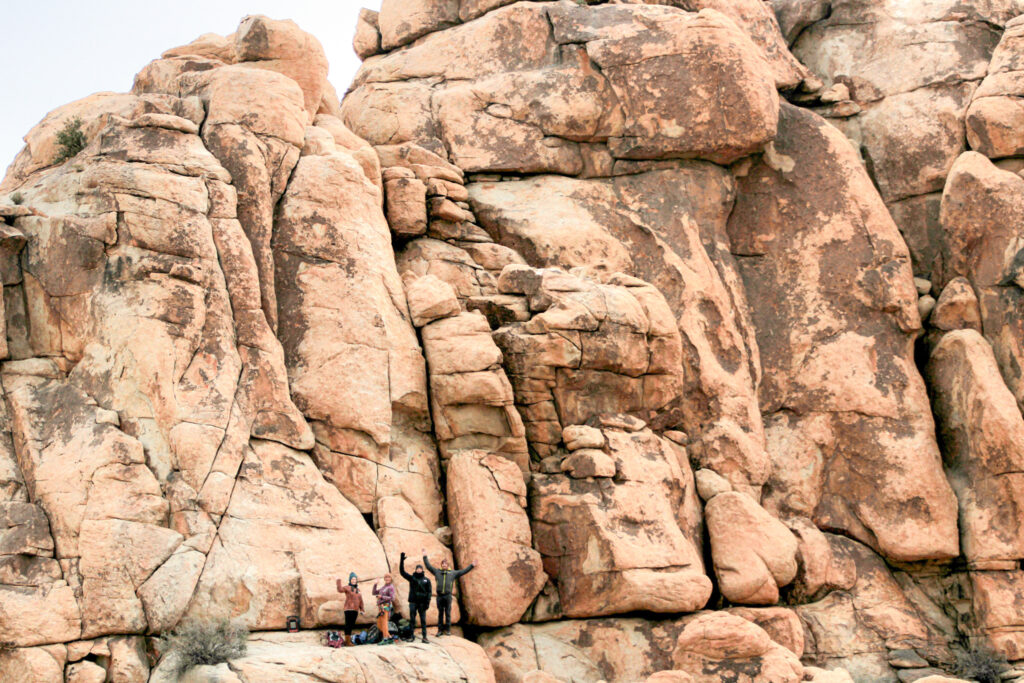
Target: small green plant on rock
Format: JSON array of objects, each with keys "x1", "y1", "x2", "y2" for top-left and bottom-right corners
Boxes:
[
  {"x1": 954, "y1": 644, "x2": 1009, "y2": 683},
  {"x1": 9, "y1": 192, "x2": 23, "y2": 205},
  {"x1": 159, "y1": 618, "x2": 248, "y2": 674},
  {"x1": 53, "y1": 116, "x2": 87, "y2": 164}
]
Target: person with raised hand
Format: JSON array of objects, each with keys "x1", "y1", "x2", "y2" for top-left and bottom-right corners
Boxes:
[{"x1": 422, "y1": 548, "x2": 475, "y2": 636}]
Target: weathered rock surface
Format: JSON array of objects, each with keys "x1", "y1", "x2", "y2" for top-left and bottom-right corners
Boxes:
[
  {"x1": 928, "y1": 330, "x2": 1024, "y2": 566},
  {"x1": 151, "y1": 631, "x2": 496, "y2": 682},
  {"x1": 672, "y1": 612, "x2": 803, "y2": 682},
  {"x1": 447, "y1": 450, "x2": 545, "y2": 627},
  {"x1": 705, "y1": 491, "x2": 798, "y2": 605},
  {"x1": 729, "y1": 103, "x2": 959, "y2": 563},
  {"x1": 5, "y1": 1, "x2": 1024, "y2": 681},
  {"x1": 967, "y1": 16, "x2": 1024, "y2": 158},
  {"x1": 938, "y1": 151, "x2": 1024, "y2": 414},
  {"x1": 530, "y1": 425, "x2": 709, "y2": 617}
]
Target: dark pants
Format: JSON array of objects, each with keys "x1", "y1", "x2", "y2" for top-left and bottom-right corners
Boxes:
[
  {"x1": 436, "y1": 594, "x2": 452, "y2": 632},
  {"x1": 409, "y1": 601, "x2": 429, "y2": 637},
  {"x1": 343, "y1": 610, "x2": 358, "y2": 636}
]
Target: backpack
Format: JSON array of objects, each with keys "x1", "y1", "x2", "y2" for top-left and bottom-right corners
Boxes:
[
  {"x1": 363, "y1": 624, "x2": 382, "y2": 644},
  {"x1": 395, "y1": 618, "x2": 413, "y2": 640},
  {"x1": 326, "y1": 631, "x2": 343, "y2": 648}
]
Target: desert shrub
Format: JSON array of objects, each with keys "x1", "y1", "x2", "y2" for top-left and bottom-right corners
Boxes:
[
  {"x1": 53, "y1": 116, "x2": 87, "y2": 163},
  {"x1": 9, "y1": 192, "x2": 23, "y2": 205},
  {"x1": 160, "y1": 619, "x2": 248, "y2": 674},
  {"x1": 954, "y1": 644, "x2": 1008, "y2": 683}
]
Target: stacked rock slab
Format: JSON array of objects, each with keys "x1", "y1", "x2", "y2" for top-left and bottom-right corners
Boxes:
[{"x1": 530, "y1": 423, "x2": 710, "y2": 618}]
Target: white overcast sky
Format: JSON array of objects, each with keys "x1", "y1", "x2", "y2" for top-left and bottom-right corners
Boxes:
[{"x1": 0, "y1": 0, "x2": 382, "y2": 177}]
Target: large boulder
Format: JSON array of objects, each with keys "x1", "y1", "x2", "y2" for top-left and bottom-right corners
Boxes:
[
  {"x1": 446, "y1": 450, "x2": 545, "y2": 627},
  {"x1": 705, "y1": 492, "x2": 798, "y2": 605},
  {"x1": 672, "y1": 612, "x2": 803, "y2": 683},
  {"x1": 480, "y1": 617, "x2": 696, "y2": 683},
  {"x1": 728, "y1": 102, "x2": 959, "y2": 563},
  {"x1": 928, "y1": 330, "x2": 1024, "y2": 566},
  {"x1": 967, "y1": 16, "x2": 1024, "y2": 158},
  {"x1": 346, "y1": 3, "x2": 780, "y2": 168}
]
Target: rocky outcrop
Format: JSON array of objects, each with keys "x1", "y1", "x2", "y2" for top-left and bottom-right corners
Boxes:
[
  {"x1": 6, "y1": 0, "x2": 1024, "y2": 681},
  {"x1": 149, "y1": 631, "x2": 496, "y2": 682},
  {"x1": 672, "y1": 612, "x2": 803, "y2": 683},
  {"x1": 447, "y1": 450, "x2": 545, "y2": 627},
  {"x1": 938, "y1": 152, "x2": 1024, "y2": 414},
  {"x1": 928, "y1": 330, "x2": 1024, "y2": 566}
]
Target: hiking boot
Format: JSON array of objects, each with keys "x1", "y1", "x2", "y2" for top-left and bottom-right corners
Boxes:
[{"x1": 421, "y1": 636, "x2": 429, "y2": 644}]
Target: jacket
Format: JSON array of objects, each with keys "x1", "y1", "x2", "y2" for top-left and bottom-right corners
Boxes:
[
  {"x1": 400, "y1": 555, "x2": 433, "y2": 604},
  {"x1": 424, "y1": 555, "x2": 475, "y2": 596},
  {"x1": 335, "y1": 583, "x2": 364, "y2": 612},
  {"x1": 372, "y1": 581, "x2": 396, "y2": 607}
]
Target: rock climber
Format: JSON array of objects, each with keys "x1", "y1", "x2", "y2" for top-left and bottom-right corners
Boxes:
[
  {"x1": 423, "y1": 548, "x2": 475, "y2": 636},
  {"x1": 335, "y1": 572, "x2": 365, "y2": 646},
  {"x1": 372, "y1": 574, "x2": 397, "y2": 645},
  {"x1": 400, "y1": 551, "x2": 433, "y2": 643}
]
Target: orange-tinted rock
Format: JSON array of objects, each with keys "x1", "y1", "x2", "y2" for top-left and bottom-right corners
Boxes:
[
  {"x1": 472, "y1": 170, "x2": 768, "y2": 493},
  {"x1": 728, "y1": 103, "x2": 959, "y2": 563},
  {"x1": 928, "y1": 330, "x2": 1024, "y2": 564},
  {"x1": 931, "y1": 277, "x2": 982, "y2": 332},
  {"x1": 705, "y1": 492, "x2": 798, "y2": 605},
  {"x1": 530, "y1": 427, "x2": 709, "y2": 617},
  {"x1": 446, "y1": 450, "x2": 545, "y2": 627},
  {"x1": 672, "y1": 0, "x2": 813, "y2": 89},
  {"x1": 967, "y1": 17, "x2": 1024, "y2": 159},
  {"x1": 672, "y1": 612, "x2": 803, "y2": 683},
  {"x1": 939, "y1": 151, "x2": 1024, "y2": 413}
]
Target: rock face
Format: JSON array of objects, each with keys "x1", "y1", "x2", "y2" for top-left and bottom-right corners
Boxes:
[
  {"x1": 788, "y1": 0, "x2": 1023, "y2": 281},
  {"x1": 447, "y1": 450, "x2": 545, "y2": 627},
  {"x1": 3, "y1": 1, "x2": 1024, "y2": 681},
  {"x1": 729, "y1": 102, "x2": 959, "y2": 564}
]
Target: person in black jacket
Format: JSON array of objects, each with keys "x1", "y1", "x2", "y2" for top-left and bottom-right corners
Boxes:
[
  {"x1": 399, "y1": 551, "x2": 433, "y2": 643},
  {"x1": 422, "y1": 548, "x2": 475, "y2": 636}
]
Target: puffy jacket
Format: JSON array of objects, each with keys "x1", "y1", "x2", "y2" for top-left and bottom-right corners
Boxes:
[
  {"x1": 336, "y1": 583, "x2": 364, "y2": 612},
  {"x1": 372, "y1": 581, "x2": 396, "y2": 607},
  {"x1": 400, "y1": 555, "x2": 433, "y2": 604}
]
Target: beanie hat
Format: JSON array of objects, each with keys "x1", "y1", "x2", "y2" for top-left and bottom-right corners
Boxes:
[{"x1": 349, "y1": 572, "x2": 357, "y2": 581}]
